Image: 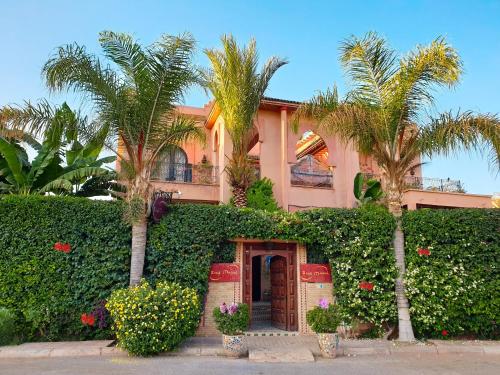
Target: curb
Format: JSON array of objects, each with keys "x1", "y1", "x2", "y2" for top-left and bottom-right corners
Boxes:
[{"x1": 1, "y1": 340, "x2": 499, "y2": 359}]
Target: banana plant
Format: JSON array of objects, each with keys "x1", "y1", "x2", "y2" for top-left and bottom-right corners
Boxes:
[
  {"x1": 353, "y1": 172, "x2": 383, "y2": 206},
  {"x1": 0, "y1": 103, "x2": 115, "y2": 196}
]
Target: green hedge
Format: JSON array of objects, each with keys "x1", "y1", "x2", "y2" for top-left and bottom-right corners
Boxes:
[
  {"x1": 0, "y1": 195, "x2": 131, "y2": 341},
  {"x1": 147, "y1": 204, "x2": 397, "y2": 330},
  {"x1": 403, "y1": 209, "x2": 500, "y2": 339},
  {"x1": 1, "y1": 196, "x2": 497, "y2": 342}
]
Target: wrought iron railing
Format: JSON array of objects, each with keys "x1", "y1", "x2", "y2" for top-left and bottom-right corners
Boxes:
[
  {"x1": 151, "y1": 163, "x2": 219, "y2": 185},
  {"x1": 364, "y1": 174, "x2": 465, "y2": 193},
  {"x1": 290, "y1": 169, "x2": 333, "y2": 188}
]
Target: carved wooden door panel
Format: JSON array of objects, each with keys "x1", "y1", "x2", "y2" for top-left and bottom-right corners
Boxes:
[
  {"x1": 287, "y1": 251, "x2": 298, "y2": 331},
  {"x1": 270, "y1": 256, "x2": 287, "y2": 330}
]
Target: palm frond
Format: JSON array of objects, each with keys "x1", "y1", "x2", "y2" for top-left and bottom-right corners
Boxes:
[
  {"x1": 340, "y1": 31, "x2": 397, "y2": 107},
  {"x1": 291, "y1": 87, "x2": 339, "y2": 132},
  {"x1": 203, "y1": 34, "x2": 286, "y2": 161},
  {"x1": 420, "y1": 111, "x2": 500, "y2": 170}
]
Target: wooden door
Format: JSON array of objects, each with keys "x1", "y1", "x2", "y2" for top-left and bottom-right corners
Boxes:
[
  {"x1": 287, "y1": 252, "x2": 298, "y2": 331},
  {"x1": 270, "y1": 256, "x2": 287, "y2": 330}
]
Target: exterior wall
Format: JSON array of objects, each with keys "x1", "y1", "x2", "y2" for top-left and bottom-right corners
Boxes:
[
  {"x1": 143, "y1": 101, "x2": 489, "y2": 210},
  {"x1": 196, "y1": 242, "x2": 334, "y2": 336},
  {"x1": 197, "y1": 243, "x2": 243, "y2": 336},
  {"x1": 151, "y1": 181, "x2": 219, "y2": 203},
  {"x1": 403, "y1": 189, "x2": 493, "y2": 209}
]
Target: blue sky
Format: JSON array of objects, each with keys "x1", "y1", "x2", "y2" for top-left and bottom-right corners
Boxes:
[{"x1": 1, "y1": 0, "x2": 499, "y2": 194}]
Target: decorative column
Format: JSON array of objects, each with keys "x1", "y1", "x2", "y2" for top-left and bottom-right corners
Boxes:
[{"x1": 280, "y1": 107, "x2": 289, "y2": 211}]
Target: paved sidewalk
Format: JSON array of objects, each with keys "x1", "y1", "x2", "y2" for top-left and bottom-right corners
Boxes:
[{"x1": 1, "y1": 337, "x2": 499, "y2": 359}]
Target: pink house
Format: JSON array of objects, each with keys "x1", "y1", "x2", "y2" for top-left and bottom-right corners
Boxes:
[{"x1": 148, "y1": 97, "x2": 492, "y2": 210}]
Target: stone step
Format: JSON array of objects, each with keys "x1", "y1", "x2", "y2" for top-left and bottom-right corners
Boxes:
[{"x1": 249, "y1": 348, "x2": 315, "y2": 363}]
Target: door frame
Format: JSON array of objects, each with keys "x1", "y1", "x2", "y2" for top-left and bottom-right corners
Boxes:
[{"x1": 242, "y1": 241, "x2": 298, "y2": 331}]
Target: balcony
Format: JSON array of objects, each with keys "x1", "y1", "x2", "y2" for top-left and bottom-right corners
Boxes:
[
  {"x1": 151, "y1": 163, "x2": 219, "y2": 185},
  {"x1": 290, "y1": 155, "x2": 333, "y2": 188},
  {"x1": 365, "y1": 174, "x2": 465, "y2": 193}
]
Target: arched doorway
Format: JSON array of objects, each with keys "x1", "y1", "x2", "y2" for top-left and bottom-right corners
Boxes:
[
  {"x1": 243, "y1": 241, "x2": 298, "y2": 331},
  {"x1": 291, "y1": 130, "x2": 332, "y2": 187}
]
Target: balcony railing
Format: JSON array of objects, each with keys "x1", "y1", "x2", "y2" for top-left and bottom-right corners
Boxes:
[
  {"x1": 365, "y1": 174, "x2": 465, "y2": 193},
  {"x1": 290, "y1": 169, "x2": 333, "y2": 188},
  {"x1": 151, "y1": 163, "x2": 219, "y2": 185}
]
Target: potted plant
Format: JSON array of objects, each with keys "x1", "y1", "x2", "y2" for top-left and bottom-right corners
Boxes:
[
  {"x1": 213, "y1": 302, "x2": 249, "y2": 357},
  {"x1": 306, "y1": 298, "x2": 342, "y2": 358}
]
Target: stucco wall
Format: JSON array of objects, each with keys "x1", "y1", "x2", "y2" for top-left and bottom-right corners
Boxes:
[{"x1": 403, "y1": 189, "x2": 492, "y2": 209}]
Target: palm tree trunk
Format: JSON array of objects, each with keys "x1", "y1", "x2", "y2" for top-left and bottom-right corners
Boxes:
[
  {"x1": 387, "y1": 186, "x2": 415, "y2": 342},
  {"x1": 233, "y1": 186, "x2": 247, "y2": 208},
  {"x1": 129, "y1": 217, "x2": 147, "y2": 286}
]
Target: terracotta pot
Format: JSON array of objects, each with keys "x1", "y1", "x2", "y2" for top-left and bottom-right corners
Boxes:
[
  {"x1": 317, "y1": 333, "x2": 338, "y2": 358},
  {"x1": 222, "y1": 334, "x2": 247, "y2": 357}
]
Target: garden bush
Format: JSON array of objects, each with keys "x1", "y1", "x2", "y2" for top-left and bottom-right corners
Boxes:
[
  {"x1": 0, "y1": 195, "x2": 131, "y2": 341},
  {"x1": 403, "y1": 209, "x2": 500, "y2": 339},
  {"x1": 306, "y1": 299, "x2": 342, "y2": 334},
  {"x1": 0, "y1": 307, "x2": 17, "y2": 345},
  {"x1": 246, "y1": 178, "x2": 279, "y2": 212},
  {"x1": 297, "y1": 206, "x2": 398, "y2": 331},
  {"x1": 106, "y1": 281, "x2": 201, "y2": 356},
  {"x1": 148, "y1": 204, "x2": 398, "y2": 330}
]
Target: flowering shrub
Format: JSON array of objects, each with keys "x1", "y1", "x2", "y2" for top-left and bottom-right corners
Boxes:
[
  {"x1": 306, "y1": 299, "x2": 342, "y2": 333},
  {"x1": 107, "y1": 280, "x2": 200, "y2": 356},
  {"x1": 213, "y1": 303, "x2": 249, "y2": 335},
  {"x1": 404, "y1": 209, "x2": 499, "y2": 339},
  {"x1": 320, "y1": 206, "x2": 399, "y2": 332}
]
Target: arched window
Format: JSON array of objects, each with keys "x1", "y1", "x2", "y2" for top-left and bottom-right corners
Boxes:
[
  {"x1": 291, "y1": 131, "x2": 332, "y2": 187},
  {"x1": 153, "y1": 146, "x2": 191, "y2": 182}
]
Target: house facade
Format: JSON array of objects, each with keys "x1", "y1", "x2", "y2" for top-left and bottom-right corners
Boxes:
[
  {"x1": 149, "y1": 97, "x2": 493, "y2": 211},
  {"x1": 142, "y1": 97, "x2": 493, "y2": 335}
]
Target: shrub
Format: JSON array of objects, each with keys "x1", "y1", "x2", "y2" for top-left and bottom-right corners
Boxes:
[
  {"x1": 106, "y1": 281, "x2": 201, "y2": 356},
  {"x1": 0, "y1": 195, "x2": 130, "y2": 341},
  {"x1": 213, "y1": 303, "x2": 249, "y2": 335},
  {"x1": 403, "y1": 209, "x2": 500, "y2": 339},
  {"x1": 306, "y1": 299, "x2": 342, "y2": 334},
  {"x1": 148, "y1": 204, "x2": 397, "y2": 333},
  {"x1": 0, "y1": 307, "x2": 17, "y2": 345},
  {"x1": 298, "y1": 206, "x2": 398, "y2": 331},
  {"x1": 246, "y1": 178, "x2": 279, "y2": 212}
]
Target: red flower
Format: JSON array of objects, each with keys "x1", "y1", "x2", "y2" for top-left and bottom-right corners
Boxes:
[
  {"x1": 86, "y1": 314, "x2": 95, "y2": 327},
  {"x1": 359, "y1": 281, "x2": 374, "y2": 291},
  {"x1": 418, "y1": 248, "x2": 430, "y2": 256},
  {"x1": 441, "y1": 329, "x2": 448, "y2": 336},
  {"x1": 54, "y1": 242, "x2": 71, "y2": 253},
  {"x1": 81, "y1": 313, "x2": 95, "y2": 327}
]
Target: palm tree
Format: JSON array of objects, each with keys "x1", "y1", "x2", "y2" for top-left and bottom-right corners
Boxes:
[
  {"x1": 202, "y1": 35, "x2": 287, "y2": 207},
  {"x1": 39, "y1": 31, "x2": 204, "y2": 285},
  {"x1": 0, "y1": 103, "x2": 113, "y2": 195},
  {"x1": 293, "y1": 32, "x2": 499, "y2": 341}
]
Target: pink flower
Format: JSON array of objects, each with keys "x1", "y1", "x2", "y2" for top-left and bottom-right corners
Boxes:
[
  {"x1": 228, "y1": 303, "x2": 238, "y2": 315},
  {"x1": 319, "y1": 298, "x2": 329, "y2": 309},
  {"x1": 219, "y1": 302, "x2": 228, "y2": 314}
]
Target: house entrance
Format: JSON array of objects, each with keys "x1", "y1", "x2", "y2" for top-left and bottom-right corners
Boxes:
[{"x1": 243, "y1": 241, "x2": 298, "y2": 331}]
